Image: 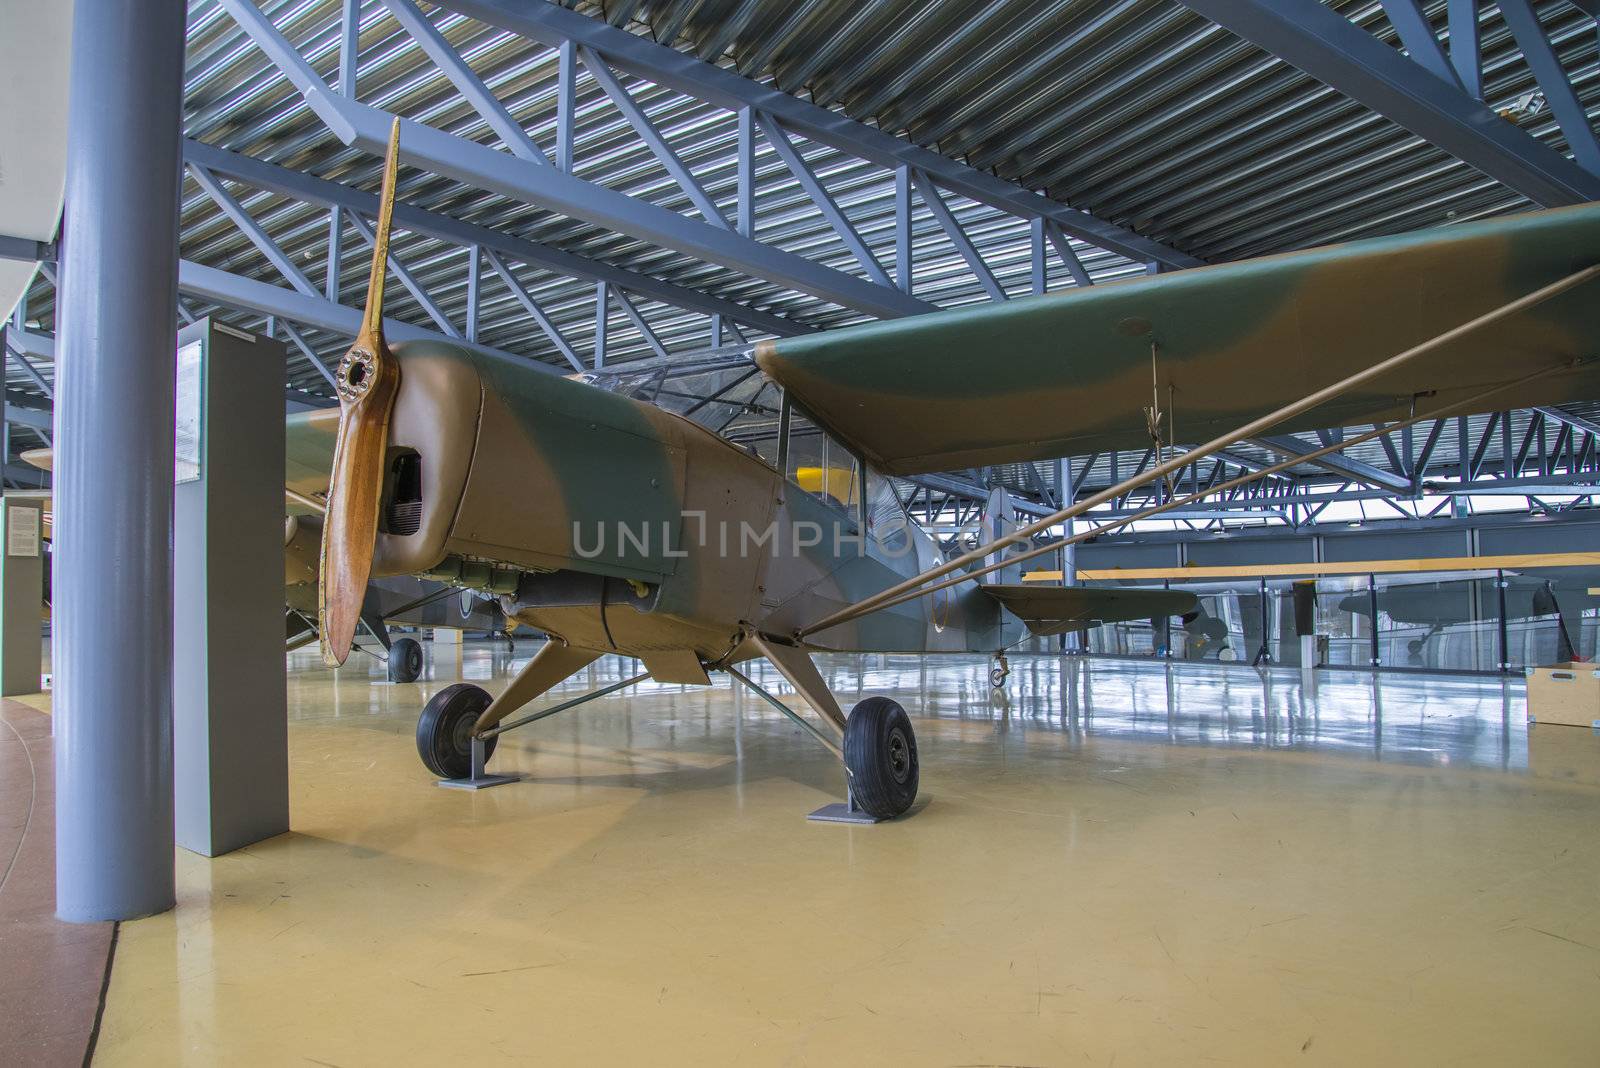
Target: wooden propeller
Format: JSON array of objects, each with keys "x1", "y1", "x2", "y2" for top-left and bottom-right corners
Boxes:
[{"x1": 318, "y1": 118, "x2": 403, "y2": 667}]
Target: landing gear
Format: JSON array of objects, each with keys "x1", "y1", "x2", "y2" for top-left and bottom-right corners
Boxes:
[
  {"x1": 990, "y1": 652, "x2": 1010, "y2": 689},
  {"x1": 730, "y1": 637, "x2": 924, "y2": 824},
  {"x1": 416, "y1": 683, "x2": 499, "y2": 780},
  {"x1": 842, "y1": 697, "x2": 919, "y2": 819},
  {"x1": 388, "y1": 636, "x2": 423, "y2": 683}
]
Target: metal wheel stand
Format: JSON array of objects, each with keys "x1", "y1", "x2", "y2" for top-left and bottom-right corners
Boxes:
[
  {"x1": 437, "y1": 736, "x2": 522, "y2": 791},
  {"x1": 724, "y1": 666, "x2": 880, "y2": 824},
  {"x1": 807, "y1": 784, "x2": 885, "y2": 825}
]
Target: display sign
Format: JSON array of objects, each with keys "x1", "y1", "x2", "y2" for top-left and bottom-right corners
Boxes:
[
  {"x1": 6, "y1": 505, "x2": 39, "y2": 558},
  {"x1": 175, "y1": 339, "x2": 204, "y2": 483}
]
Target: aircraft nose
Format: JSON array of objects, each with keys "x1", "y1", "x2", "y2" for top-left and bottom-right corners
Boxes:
[{"x1": 369, "y1": 343, "x2": 485, "y2": 578}]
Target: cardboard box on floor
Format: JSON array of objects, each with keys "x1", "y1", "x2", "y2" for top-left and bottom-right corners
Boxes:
[{"x1": 1526, "y1": 664, "x2": 1600, "y2": 729}]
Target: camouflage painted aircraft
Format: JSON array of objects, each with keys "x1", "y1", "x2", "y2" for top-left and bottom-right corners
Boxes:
[{"x1": 304, "y1": 123, "x2": 1598, "y2": 819}]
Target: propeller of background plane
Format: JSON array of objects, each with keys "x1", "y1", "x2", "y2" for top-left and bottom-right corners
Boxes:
[{"x1": 318, "y1": 118, "x2": 403, "y2": 667}]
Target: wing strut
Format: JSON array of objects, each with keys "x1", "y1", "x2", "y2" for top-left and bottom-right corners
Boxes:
[{"x1": 795, "y1": 265, "x2": 1600, "y2": 639}]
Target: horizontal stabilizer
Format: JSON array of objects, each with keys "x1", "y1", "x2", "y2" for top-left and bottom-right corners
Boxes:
[{"x1": 981, "y1": 584, "x2": 1197, "y2": 637}]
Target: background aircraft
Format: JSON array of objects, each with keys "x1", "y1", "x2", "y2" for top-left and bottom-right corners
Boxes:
[
  {"x1": 20, "y1": 448, "x2": 508, "y2": 683},
  {"x1": 1339, "y1": 575, "x2": 1598, "y2": 664}
]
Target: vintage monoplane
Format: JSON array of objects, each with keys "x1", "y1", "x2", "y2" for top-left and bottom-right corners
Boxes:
[{"x1": 304, "y1": 123, "x2": 1597, "y2": 819}]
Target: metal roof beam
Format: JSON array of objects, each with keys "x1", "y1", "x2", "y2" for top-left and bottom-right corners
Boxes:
[
  {"x1": 911, "y1": 170, "x2": 1007, "y2": 302},
  {"x1": 757, "y1": 112, "x2": 893, "y2": 288},
  {"x1": 342, "y1": 99, "x2": 929, "y2": 318},
  {"x1": 3, "y1": 327, "x2": 56, "y2": 367},
  {"x1": 1042, "y1": 222, "x2": 1092, "y2": 288},
  {"x1": 1378, "y1": 0, "x2": 1461, "y2": 90},
  {"x1": 381, "y1": 0, "x2": 551, "y2": 165},
  {"x1": 1212, "y1": 448, "x2": 1290, "y2": 480},
  {"x1": 1412, "y1": 418, "x2": 1447, "y2": 485},
  {"x1": 481, "y1": 248, "x2": 584, "y2": 372},
  {"x1": 1177, "y1": 0, "x2": 1600, "y2": 206},
  {"x1": 1447, "y1": 0, "x2": 1483, "y2": 100},
  {"x1": 1534, "y1": 405, "x2": 1600, "y2": 439},
  {"x1": 0, "y1": 235, "x2": 54, "y2": 263},
  {"x1": 182, "y1": 139, "x2": 806, "y2": 338},
  {"x1": 345, "y1": 210, "x2": 461, "y2": 338},
  {"x1": 1249, "y1": 435, "x2": 1413, "y2": 493},
  {"x1": 4, "y1": 404, "x2": 51, "y2": 433},
  {"x1": 176, "y1": 259, "x2": 554, "y2": 375},
  {"x1": 1498, "y1": 0, "x2": 1600, "y2": 174},
  {"x1": 274, "y1": 319, "x2": 340, "y2": 390},
  {"x1": 433, "y1": 0, "x2": 1200, "y2": 270},
  {"x1": 608, "y1": 287, "x2": 670, "y2": 361},
  {"x1": 6, "y1": 347, "x2": 54, "y2": 399},
  {"x1": 188, "y1": 162, "x2": 320, "y2": 298},
  {"x1": 555, "y1": 39, "x2": 576, "y2": 173},
  {"x1": 16, "y1": 259, "x2": 561, "y2": 380},
  {"x1": 578, "y1": 45, "x2": 729, "y2": 229},
  {"x1": 219, "y1": 0, "x2": 931, "y2": 320},
  {"x1": 904, "y1": 472, "x2": 1056, "y2": 517}
]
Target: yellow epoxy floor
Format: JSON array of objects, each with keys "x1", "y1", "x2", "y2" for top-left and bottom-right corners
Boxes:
[{"x1": 96, "y1": 644, "x2": 1600, "y2": 1065}]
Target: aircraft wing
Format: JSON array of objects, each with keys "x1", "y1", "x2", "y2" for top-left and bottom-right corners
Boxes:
[
  {"x1": 980, "y1": 584, "x2": 1196, "y2": 637},
  {"x1": 23, "y1": 406, "x2": 340, "y2": 512},
  {"x1": 754, "y1": 203, "x2": 1600, "y2": 476},
  {"x1": 284, "y1": 407, "x2": 339, "y2": 505}
]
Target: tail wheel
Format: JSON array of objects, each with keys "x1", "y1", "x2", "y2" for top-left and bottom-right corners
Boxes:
[
  {"x1": 388, "y1": 636, "x2": 424, "y2": 683},
  {"x1": 990, "y1": 653, "x2": 1010, "y2": 689},
  {"x1": 843, "y1": 697, "x2": 919, "y2": 819},
  {"x1": 417, "y1": 683, "x2": 498, "y2": 779}
]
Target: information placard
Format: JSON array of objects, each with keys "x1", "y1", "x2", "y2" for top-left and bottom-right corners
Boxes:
[
  {"x1": 7, "y1": 505, "x2": 39, "y2": 558},
  {"x1": 175, "y1": 339, "x2": 204, "y2": 483}
]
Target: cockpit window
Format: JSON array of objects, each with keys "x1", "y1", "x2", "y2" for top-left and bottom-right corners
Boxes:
[{"x1": 783, "y1": 404, "x2": 862, "y2": 526}]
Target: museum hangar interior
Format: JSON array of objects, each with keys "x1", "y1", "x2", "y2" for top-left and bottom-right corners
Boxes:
[{"x1": 2, "y1": 1, "x2": 1600, "y2": 1063}]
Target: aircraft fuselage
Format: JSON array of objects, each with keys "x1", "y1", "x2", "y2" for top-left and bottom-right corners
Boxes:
[{"x1": 371, "y1": 341, "x2": 1020, "y2": 665}]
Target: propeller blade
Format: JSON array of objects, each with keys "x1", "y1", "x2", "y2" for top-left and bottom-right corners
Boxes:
[{"x1": 318, "y1": 118, "x2": 404, "y2": 667}]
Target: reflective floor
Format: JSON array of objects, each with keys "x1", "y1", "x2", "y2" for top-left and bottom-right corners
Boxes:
[{"x1": 97, "y1": 642, "x2": 1600, "y2": 1065}]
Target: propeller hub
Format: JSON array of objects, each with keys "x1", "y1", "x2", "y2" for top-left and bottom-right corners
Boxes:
[{"x1": 337, "y1": 347, "x2": 379, "y2": 403}]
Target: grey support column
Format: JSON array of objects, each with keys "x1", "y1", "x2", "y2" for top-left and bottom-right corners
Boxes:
[{"x1": 54, "y1": 0, "x2": 186, "y2": 922}]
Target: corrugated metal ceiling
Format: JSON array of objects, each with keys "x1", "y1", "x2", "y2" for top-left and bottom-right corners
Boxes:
[
  {"x1": 576, "y1": 0, "x2": 1596, "y2": 259},
  {"x1": 7, "y1": 0, "x2": 1597, "y2": 499}
]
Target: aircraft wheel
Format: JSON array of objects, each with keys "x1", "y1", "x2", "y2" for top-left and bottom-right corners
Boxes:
[
  {"x1": 388, "y1": 636, "x2": 424, "y2": 683},
  {"x1": 417, "y1": 683, "x2": 497, "y2": 779},
  {"x1": 843, "y1": 697, "x2": 919, "y2": 819},
  {"x1": 989, "y1": 667, "x2": 1009, "y2": 688}
]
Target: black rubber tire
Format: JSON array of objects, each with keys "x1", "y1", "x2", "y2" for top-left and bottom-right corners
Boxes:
[
  {"x1": 416, "y1": 683, "x2": 498, "y2": 779},
  {"x1": 843, "y1": 697, "x2": 919, "y2": 819},
  {"x1": 388, "y1": 637, "x2": 424, "y2": 683},
  {"x1": 990, "y1": 667, "x2": 1008, "y2": 688}
]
